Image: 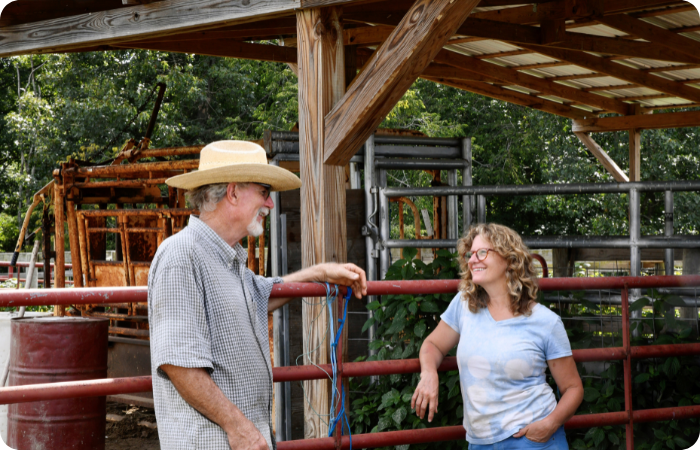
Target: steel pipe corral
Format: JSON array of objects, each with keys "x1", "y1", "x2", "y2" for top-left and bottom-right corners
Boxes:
[
  {"x1": 277, "y1": 425, "x2": 467, "y2": 450},
  {"x1": 0, "y1": 376, "x2": 152, "y2": 405},
  {"x1": 3, "y1": 277, "x2": 700, "y2": 307},
  {"x1": 276, "y1": 404, "x2": 700, "y2": 450},
  {"x1": 6, "y1": 343, "x2": 698, "y2": 404},
  {"x1": 384, "y1": 180, "x2": 700, "y2": 197},
  {"x1": 386, "y1": 236, "x2": 700, "y2": 249}
]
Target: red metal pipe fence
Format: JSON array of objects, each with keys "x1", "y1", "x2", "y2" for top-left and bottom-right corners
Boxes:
[{"x1": 0, "y1": 276, "x2": 698, "y2": 450}]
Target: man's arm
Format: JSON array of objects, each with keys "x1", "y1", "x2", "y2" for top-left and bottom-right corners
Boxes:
[
  {"x1": 159, "y1": 365, "x2": 268, "y2": 450},
  {"x1": 268, "y1": 263, "x2": 368, "y2": 312}
]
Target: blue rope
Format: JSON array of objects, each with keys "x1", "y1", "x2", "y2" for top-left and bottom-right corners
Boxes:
[{"x1": 327, "y1": 286, "x2": 352, "y2": 449}]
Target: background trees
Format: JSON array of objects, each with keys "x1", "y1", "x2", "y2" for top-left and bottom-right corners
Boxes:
[{"x1": 0, "y1": 50, "x2": 699, "y2": 251}]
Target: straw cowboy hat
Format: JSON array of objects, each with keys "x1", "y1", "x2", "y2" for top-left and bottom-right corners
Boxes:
[{"x1": 166, "y1": 140, "x2": 301, "y2": 191}]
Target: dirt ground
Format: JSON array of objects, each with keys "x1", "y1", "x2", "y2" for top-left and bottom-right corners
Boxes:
[{"x1": 105, "y1": 402, "x2": 160, "y2": 450}]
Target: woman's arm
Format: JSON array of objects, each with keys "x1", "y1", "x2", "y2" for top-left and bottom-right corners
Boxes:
[
  {"x1": 411, "y1": 321, "x2": 460, "y2": 422},
  {"x1": 513, "y1": 356, "x2": 584, "y2": 442}
]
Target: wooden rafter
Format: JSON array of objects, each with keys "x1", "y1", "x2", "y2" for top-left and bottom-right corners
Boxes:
[
  {"x1": 574, "y1": 132, "x2": 629, "y2": 182},
  {"x1": 469, "y1": 0, "x2": 682, "y2": 25},
  {"x1": 569, "y1": 3, "x2": 696, "y2": 29},
  {"x1": 323, "y1": 0, "x2": 482, "y2": 165},
  {"x1": 572, "y1": 110, "x2": 700, "y2": 132},
  {"x1": 598, "y1": 13, "x2": 700, "y2": 61},
  {"x1": 434, "y1": 49, "x2": 631, "y2": 115},
  {"x1": 113, "y1": 40, "x2": 297, "y2": 62},
  {"x1": 422, "y1": 76, "x2": 590, "y2": 119},
  {"x1": 361, "y1": 14, "x2": 700, "y2": 64},
  {"x1": 0, "y1": 0, "x2": 307, "y2": 57},
  {"x1": 520, "y1": 44, "x2": 700, "y2": 103}
]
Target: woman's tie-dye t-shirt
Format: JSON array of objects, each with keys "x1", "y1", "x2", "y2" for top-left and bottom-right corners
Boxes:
[{"x1": 440, "y1": 293, "x2": 572, "y2": 445}]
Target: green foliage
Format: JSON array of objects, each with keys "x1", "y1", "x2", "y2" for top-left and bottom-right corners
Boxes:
[
  {"x1": 354, "y1": 262, "x2": 700, "y2": 449},
  {"x1": 349, "y1": 250, "x2": 467, "y2": 450},
  {"x1": 0, "y1": 213, "x2": 19, "y2": 252}
]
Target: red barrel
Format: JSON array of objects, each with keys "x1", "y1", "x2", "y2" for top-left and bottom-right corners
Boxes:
[{"x1": 8, "y1": 317, "x2": 109, "y2": 450}]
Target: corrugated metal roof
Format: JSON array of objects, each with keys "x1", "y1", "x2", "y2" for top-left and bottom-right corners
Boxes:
[{"x1": 427, "y1": 2, "x2": 700, "y2": 114}]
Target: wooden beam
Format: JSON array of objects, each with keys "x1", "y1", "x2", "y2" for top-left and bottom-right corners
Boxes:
[
  {"x1": 597, "y1": 13, "x2": 700, "y2": 62},
  {"x1": 113, "y1": 40, "x2": 297, "y2": 62},
  {"x1": 0, "y1": 0, "x2": 309, "y2": 57},
  {"x1": 572, "y1": 110, "x2": 700, "y2": 132},
  {"x1": 629, "y1": 127, "x2": 641, "y2": 181},
  {"x1": 364, "y1": 13, "x2": 700, "y2": 64},
  {"x1": 421, "y1": 64, "x2": 493, "y2": 82},
  {"x1": 520, "y1": 44, "x2": 700, "y2": 104},
  {"x1": 344, "y1": 25, "x2": 393, "y2": 46},
  {"x1": 423, "y1": 76, "x2": 590, "y2": 119},
  {"x1": 434, "y1": 49, "x2": 631, "y2": 115},
  {"x1": 469, "y1": 0, "x2": 679, "y2": 25},
  {"x1": 323, "y1": 0, "x2": 481, "y2": 166},
  {"x1": 574, "y1": 132, "x2": 629, "y2": 182},
  {"x1": 120, "y1": 26, "x2": 298, "y2": 43},
  {"x1": 296, "y1": 6, "x2": 346, "y2": 439}
]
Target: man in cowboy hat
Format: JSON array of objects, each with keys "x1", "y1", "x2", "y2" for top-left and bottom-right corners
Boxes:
[{"x1": 148, "y1": 140, "x2": 367, "y2": 450}]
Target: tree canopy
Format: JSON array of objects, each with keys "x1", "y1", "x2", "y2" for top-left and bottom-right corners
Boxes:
[{"x1": 1, "y1": 50, "x2": 699, "y2": 251}]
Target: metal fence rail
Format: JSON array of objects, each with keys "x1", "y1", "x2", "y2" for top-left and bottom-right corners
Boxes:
[{"x1": 0, "y1": 276, "x2": 698, "y2": 450}]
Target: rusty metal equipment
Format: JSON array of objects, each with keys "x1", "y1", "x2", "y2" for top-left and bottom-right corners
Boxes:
[{"x1": 7, "y1": 316, "x2": 109, "y2": 450}]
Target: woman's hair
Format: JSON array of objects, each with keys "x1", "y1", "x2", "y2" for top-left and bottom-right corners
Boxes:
[{"x1": 457, "y1": 223, "x2": 539, "y2": 316}]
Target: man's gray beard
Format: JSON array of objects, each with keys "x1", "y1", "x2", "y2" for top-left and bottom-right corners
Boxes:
[
  {"x1": 247, "y1": 207, "x2": 269, "y2": 237},
  {"x1": 247, "y1": 220, "x2": 264, "y2": 237}
]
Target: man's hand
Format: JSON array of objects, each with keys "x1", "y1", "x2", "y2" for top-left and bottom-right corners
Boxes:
[
  {"x1": 317, "y1": 263, "x2": 367, "y2": 299},
  {"x1": 225, "y1": 419, "x2": 268, "y2": 450}
]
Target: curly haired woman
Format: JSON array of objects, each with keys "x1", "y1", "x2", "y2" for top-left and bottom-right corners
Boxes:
[{"x1": 411, "y1": 223, "x2": 583, "y2": 449}]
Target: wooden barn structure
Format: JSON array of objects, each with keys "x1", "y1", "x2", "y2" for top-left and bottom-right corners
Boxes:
[{"x1": 3, "y1": 0, "x2": 700, "y2": 442}]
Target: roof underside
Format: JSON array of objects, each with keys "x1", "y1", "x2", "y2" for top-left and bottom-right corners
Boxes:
[{"x1": 1, "y1": 0, "x2": 700, "y2": 119}]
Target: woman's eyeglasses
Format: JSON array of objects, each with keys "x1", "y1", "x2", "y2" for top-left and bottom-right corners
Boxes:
[{"x1": 464, "y1": 248, "x2": 496, "y2": 262}]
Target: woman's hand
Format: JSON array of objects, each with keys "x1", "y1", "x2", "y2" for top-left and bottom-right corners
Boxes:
[
  {"x1": 411, "y1": 370, "x2": 440, "y2": 422},
  {"x1": 512, "y1": 417, "x2": 558, "y2": 443}
]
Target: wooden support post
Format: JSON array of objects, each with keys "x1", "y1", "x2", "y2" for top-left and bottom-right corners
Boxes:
[
  {"x1": 297, "y1": 6, "x2": 347, "y2": 439},
  {"x1": 53, "y1": 178, "x2": 66, "y2": 309},
  {"x1": 64, "y1": 173, "x2": 83, "y2": 288},
  {"x1": 629, "y1": 128, "x2": 641, "y2": 182},
  {"x1": 42, "y1": 205, "x2": 52, "y2": 289}
]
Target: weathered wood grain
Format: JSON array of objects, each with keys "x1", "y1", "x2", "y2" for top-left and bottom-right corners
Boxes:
[
  {"x1": 574, "y1": 132, "x2": 629, "y2": 182},
  {"x1": 323, "y1": 0, "x2": 482, "y2": 166},
  {"x1": 520, "y1": 44, "x2": 700, "y2": 104},
  {"x1": 114, "y1": 40, "x2": 297, "y2": 63},
  {"x1": 53, "y1": 181, "x2": 66, "y2": 316},
  {"x1": 434, "y1": 49, "x2": 630, "y2": 115},
  {"x1": 629, "y1": 128, "x2": 641, "y2": 182},
  {"x1": 0, "y1": 0, "x2": 301, "y2": 57},
  {"x1": 572, "y1": 110, "x2": 700, "y2": 132},
  {"x1": 423, "y1": 76, "x2": 590, "y2": 119},
  {"x1": 296, "y1": 6, "x2": 347, "y2": 439},
  {"x1": 598, "y1": 12, "x2": 700, "y2": 62}
]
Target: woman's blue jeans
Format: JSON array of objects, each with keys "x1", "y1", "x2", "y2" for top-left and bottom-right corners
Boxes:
[{"x1": 469, "y1": 427, "x2": 568, "y2": 450}]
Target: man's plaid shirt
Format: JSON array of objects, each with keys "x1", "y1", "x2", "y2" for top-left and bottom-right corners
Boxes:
[{"x1": 148, "y1": 216, "x2": 282, "y2": 449}]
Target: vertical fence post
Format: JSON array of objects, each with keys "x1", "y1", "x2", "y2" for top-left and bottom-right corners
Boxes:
[
  {"x1": 664, "y1": 190, "x2": 674, "y2": 276},
  {"x1": 378, "y1": 169, "x2": 390, "y2": 280},
  {"x1": 621, "y1": 285, "x2": 634, "y2": 450},
  {"x1": 461, "y1": 137, "x2": 472, "y2": 234},
  {"x1": 629, "y1": 187, "x2": 641, "y2": 337},
  {"x1": 477, "y1": 195, "x2": 486, "y2": 223}
]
